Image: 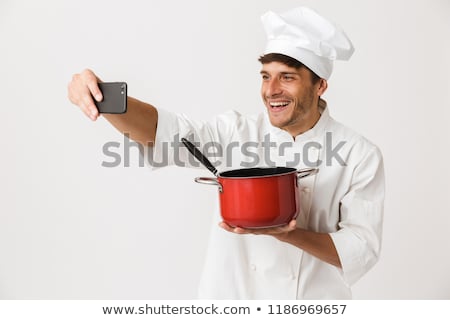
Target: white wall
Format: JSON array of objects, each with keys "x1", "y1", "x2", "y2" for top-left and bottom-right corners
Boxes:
[{"x1": 1, "y1": 0, "x2": 449, "y2": 299}]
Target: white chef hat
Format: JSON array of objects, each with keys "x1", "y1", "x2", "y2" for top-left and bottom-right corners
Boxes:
[{"x1": 261, "y1": 7, "x2": 354, "y2": 80}]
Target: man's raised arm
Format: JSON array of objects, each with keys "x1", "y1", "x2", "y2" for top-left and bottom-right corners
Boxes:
[{"x1": 67, "y1": 69, "x2": 158, "y2": 146}]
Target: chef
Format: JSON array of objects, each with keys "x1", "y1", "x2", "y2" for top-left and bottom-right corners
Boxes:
[{"x1": 68, "y1": 7, "x2": 385, "y2": 299}]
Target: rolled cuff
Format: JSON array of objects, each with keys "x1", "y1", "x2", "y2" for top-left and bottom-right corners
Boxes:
[
  {"x1": 141, "y1": 108, "x2": 180, "y2": 169},
  {"x1": 330, "y1": 200, "x2": 383, "y2": 286}
]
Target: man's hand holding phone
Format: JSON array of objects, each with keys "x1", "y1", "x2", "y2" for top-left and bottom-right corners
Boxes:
[{"x1": 67, "y1": 69, "x2": 127, "y2": 121}]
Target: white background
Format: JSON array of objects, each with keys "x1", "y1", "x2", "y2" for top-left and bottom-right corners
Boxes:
[{"x1": 1, "y1": 0, "x2": 449, "y2": 299}]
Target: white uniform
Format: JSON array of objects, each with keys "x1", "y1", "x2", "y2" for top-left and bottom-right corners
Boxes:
[{"x1": 148, "y1": 105, "x2": 385, "y2": 299}]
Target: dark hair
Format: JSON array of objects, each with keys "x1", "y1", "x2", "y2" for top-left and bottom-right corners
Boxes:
[{"x1": 258, "y1": 53, "x2": 321, "y2": 84}]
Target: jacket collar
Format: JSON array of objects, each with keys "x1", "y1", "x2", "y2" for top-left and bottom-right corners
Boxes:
[{"x1": 267, "y1": 99, "x2": 331, "y2": 142}]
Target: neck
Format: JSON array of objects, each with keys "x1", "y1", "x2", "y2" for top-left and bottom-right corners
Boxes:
[{"x1": 287, "y1": 106, "x2": 322, "y2": 138}]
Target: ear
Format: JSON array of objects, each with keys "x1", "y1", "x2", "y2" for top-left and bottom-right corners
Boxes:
[{"x1": 317, "y1": 79, "x2": 328, "y2": 96}]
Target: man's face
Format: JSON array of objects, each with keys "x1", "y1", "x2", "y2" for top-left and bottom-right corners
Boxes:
[{"x1": 260, "y1": 61, "x2": 324, "y2": 136}]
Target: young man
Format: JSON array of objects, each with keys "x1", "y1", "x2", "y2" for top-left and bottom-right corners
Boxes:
[{"x1": 68, "y1": 7, "x2": 384, "y2": 299}]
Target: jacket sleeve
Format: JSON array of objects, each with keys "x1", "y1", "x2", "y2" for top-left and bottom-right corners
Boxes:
[
  {"x1": 329, "y1": 144, "x2": 385, "y2": 285},
  {"x1": 142, "y1": 108, "x2": 239, "y2": 169}
]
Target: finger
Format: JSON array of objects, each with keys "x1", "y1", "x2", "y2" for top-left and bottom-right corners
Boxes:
[
  {"x1": 68, "y1": 72, "x2": 98, "y2": 121},
  {"x1": 81, "y1": 68, "x2": 102, "y2": 102},
  {"x1": 81, "y1": 91, "x2": 99, "y2": 120},
  {"x1": 218, "y1": 221, "x2": 233, "y2": 232},
  {"x1": 87, "y1": 80, "x2": 102, "y2": 102},
  {"x1": 284, "y1": 219, "x2": 297, "y2": 231},
  {"x1": 219, "y1": 222, "x2": 249, "y2": 234},
  {"x1": 271, "y1": 222, "x2": 296, "y2": 234},
  {"x1": 248, "y1": 220, "x2": 296, "y2": 235},
  {"x1": 233, "y1": 227, "x2": 249, "y2": 234},
  {"x1": 82, "y1": 71, "x2": 102, "y2": 119}
]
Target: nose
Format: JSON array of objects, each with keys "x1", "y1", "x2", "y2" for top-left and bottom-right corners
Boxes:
[{"x1": 264, "y1": 78, "x2": 282, "y2": 98}]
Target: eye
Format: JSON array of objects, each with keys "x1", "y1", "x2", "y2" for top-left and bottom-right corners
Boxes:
[
  {"x1": 261, "y1": 74, "x2": 270, "y2": 81},
  {"x1": 282, "y1": 75, "x2": 294, "y2": 81}
]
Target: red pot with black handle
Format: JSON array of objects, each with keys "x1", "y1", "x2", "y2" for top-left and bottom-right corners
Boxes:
[{"x1": 195, "y1": 167, "x2": 318, "y2": 228}]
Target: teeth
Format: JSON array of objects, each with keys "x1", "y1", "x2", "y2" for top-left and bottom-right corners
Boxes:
[{"x1": 270, "y1": 101, "x2": 289, "y2": 107}]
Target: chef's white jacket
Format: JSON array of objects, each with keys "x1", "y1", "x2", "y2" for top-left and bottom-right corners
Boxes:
[{"x1": 146, "y1": 104, "x2": 385, "y2": 299}]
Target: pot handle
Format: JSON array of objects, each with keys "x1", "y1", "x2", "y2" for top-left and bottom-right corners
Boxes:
[
  {"x1": 297, "y1": 168, "x2": 319, "y2": 179},
  {"x1": 195, "y1": 177, "x2": 223, "y2": 193}
]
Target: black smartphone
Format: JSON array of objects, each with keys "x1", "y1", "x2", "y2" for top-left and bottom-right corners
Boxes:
[{"x1": 95, "y1": 82, "x2": 127, "y2": 114}]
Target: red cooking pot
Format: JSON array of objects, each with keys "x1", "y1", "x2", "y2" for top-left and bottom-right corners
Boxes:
[{"x1": 195, "y1": 167, "x2": 318, "y2": 228}]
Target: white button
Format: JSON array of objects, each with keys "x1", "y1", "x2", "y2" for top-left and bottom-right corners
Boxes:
[
  {"x1": 302, "y1": 187, "x2": 310, "y2": 193},
  {"x1": 250, "y1": 264, "x2": 256, "y2": 271}
]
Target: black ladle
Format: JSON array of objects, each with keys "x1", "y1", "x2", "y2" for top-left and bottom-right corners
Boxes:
[{"x1": 181, "y1": 138, "x2": 218, "y2": 176}]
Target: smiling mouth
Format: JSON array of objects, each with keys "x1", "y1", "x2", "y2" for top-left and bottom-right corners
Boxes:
[{"x1": 269, "y1": 101, "x2": 290, "y2": 112}]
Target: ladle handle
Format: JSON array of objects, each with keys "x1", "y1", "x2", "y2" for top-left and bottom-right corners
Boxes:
[{"x1": 181, "y1": 138, "x2": 218, "y2": 176}]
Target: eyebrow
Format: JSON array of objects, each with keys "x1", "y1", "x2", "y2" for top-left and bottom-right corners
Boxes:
[{"x1": 260, "y1": 71, "x2": 301, "y2": 76}]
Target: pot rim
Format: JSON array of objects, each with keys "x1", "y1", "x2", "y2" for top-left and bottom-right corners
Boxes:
[{"x1": 218, "y1": 166, "x2": 297, "y2": 179}]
